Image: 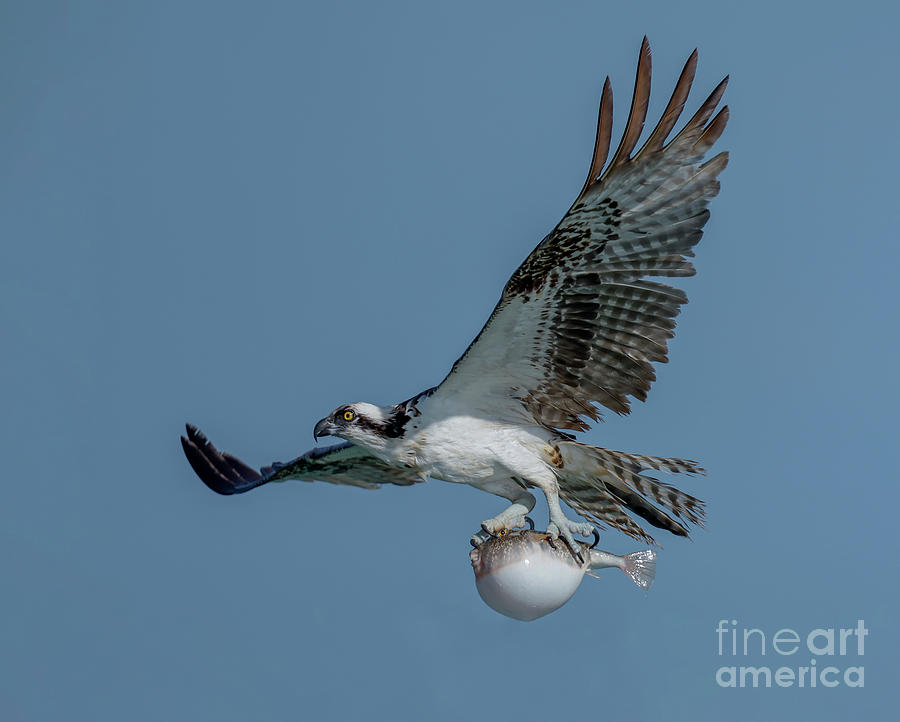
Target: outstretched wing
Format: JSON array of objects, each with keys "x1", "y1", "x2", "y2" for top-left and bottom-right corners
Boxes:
[
  {"x1": 435, "y1": 38, "x2": 728, "y2": 432},
  {"x1": 180, "y1": 424, "x2": 423, "y2": 494}
]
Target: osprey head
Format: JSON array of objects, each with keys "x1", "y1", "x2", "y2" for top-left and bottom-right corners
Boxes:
[{"x1": 313, "y1": 402, "x2": 402, "y2": 448}]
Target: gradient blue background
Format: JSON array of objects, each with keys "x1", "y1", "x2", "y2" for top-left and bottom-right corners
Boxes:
[{"x1": 2, "y1": 1, "x2": 897, "y2": 719}]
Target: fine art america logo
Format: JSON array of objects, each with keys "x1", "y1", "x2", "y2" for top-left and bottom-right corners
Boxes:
[{"x1": 715, "y1": 619, "x2": 867, "y2": 688}]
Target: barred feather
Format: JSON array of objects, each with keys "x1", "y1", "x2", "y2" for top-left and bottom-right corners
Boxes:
[
  {"x1": 556, "y1": 441, "x2": 706, "y2": 545},
  {"x1": 435, "y1": 39, "x2": 728, "y2": 431}
]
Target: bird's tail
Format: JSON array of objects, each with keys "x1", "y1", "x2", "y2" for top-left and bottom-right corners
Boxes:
[{"x1": 554, "y1": 440, "x2": 706, "y2": 546}]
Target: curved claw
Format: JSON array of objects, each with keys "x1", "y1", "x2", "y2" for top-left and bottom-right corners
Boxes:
[
  {"x1": 590, "y1": 528, "x2": 600, "y2": 549},
  {"x1": 547, "y1": 528, "x2": 583, "y2": 564},
  {"x1": 547, "y1": 518, "x2": 594, "y2": 565},
  {"x1": 524, "y1": 516, "x2": 535, "y2": 530}
]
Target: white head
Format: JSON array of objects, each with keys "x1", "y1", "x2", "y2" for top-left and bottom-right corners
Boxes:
[{"x1": 312, "y1": 402, "x2": 405, "y2": 452}]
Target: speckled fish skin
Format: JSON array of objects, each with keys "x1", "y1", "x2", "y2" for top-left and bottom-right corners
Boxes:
[{"x1": 470, "y1": 530, "x2": 590, "y2": 579}]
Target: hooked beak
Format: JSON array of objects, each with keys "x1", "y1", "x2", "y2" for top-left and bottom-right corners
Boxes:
[{"x1": 313, "y1": 418, "x2": 337, "y2": 443}]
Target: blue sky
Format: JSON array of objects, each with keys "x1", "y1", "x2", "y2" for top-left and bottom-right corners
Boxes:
[{"x1": 1, "y1": 1, "x2": 898, "y2": 719}]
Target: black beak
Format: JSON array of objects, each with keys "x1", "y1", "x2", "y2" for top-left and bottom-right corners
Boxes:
[{"x1": 313, "y1": 418, "x2": 335, "y2": 442}]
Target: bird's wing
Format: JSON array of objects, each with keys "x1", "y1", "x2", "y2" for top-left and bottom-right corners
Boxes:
[
  {"x1": 180, "y1": 424, "x2": 423, "y2": 494},
  {"x1": 434, "y1": 38, "x2": 728, "y2": 432}
]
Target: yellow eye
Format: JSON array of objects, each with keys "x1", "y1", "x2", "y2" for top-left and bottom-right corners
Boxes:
[
  {"x1": 497, "y1": 528, "x2": 508, "y2": 537},
  {"x1": 343, "y1": 410, "x2": 354, "y2": 421}
]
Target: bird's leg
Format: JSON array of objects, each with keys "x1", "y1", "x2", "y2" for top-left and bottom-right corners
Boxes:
[
  {"x1": 532, "y1": 474, "x2": 594, "y2": 562},
  {"x1": 481, "y1": 492, "x2": 535, "y2": 535},
  {"x1": 473, "y1": 483, "x2": 535, "y2": 545}
]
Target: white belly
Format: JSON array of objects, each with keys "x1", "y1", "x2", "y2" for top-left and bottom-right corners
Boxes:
[{"x1": 401, "y1": 413, "x2": 554, "y2": 488}]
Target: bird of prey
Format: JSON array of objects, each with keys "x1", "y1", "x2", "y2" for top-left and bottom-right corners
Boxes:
[{"x1": 181, "y1": 38, "x2": 728, "y2": 552}]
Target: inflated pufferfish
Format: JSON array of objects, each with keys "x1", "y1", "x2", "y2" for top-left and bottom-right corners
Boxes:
[{"x1": 470, "y1": 529, "x2": 656, "y2": 621}]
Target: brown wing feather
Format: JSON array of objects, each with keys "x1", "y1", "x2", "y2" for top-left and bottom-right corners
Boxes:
[
  {"x1": 604, "y1": 36, "x2": 652, "y2": 175},
  {"x1": 579, "y1": 77, "x2": 613, "y2": 196},
  {"x1": 437, "y1": 39, "x2": 729, "y2": 433},
  {"x1": 639, "y1": 49, "x2": 697, "y2": 156}
]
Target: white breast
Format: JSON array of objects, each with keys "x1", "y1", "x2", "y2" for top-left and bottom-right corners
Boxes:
[{"x1": 401, "y1": 397, "x2": 554, "y2": 486}]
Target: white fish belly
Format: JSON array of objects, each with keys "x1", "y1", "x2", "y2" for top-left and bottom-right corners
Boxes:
[{"x1": 475, "y1": 555, "x2": 584, "y2": 621}]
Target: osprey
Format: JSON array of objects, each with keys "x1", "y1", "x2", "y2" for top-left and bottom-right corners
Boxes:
[{"x1": 181, "y1": 38, "x2": 728, "y2": 553}]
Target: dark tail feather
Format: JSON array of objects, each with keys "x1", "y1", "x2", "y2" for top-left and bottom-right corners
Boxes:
[
  {"x1": 605, "y1": 485, "x2": 690, "y2": 536},
  {"x1": 561, "y1": 483, "x2": 657, "y2": 544},
  {"x1": 557, "y1": 441, "x2": 707, "y2": 545}
]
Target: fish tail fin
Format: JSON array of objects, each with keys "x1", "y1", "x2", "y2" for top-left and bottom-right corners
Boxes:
[{"x1": 621, "y1": 549, "x2": 657, "y2": 590}]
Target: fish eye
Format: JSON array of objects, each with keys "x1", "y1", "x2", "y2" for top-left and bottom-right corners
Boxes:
[{"x1": 343, "y1": 410, "x2": 354, "y2": 422}]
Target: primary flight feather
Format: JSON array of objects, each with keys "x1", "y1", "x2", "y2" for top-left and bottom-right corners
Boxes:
[{"x1": 181, "y1": 38, "x2": 728, "y2": 551}]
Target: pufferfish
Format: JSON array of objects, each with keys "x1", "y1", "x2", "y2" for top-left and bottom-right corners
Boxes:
[{"x1": 470, "y1": 528, "x2": 656, "y2": 621}]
